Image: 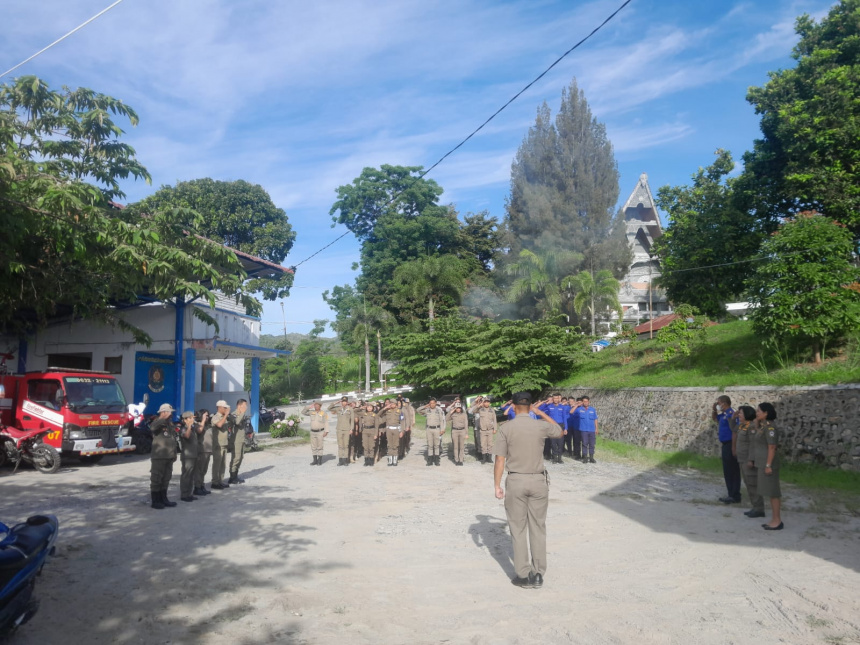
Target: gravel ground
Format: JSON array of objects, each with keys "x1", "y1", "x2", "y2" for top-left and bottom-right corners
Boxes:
[{"x1": 2, "y1": 432, "x2": 859, "y2": 645}]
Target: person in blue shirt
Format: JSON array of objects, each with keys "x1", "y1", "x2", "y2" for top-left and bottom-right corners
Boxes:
[
  {"x1": 713, "y1": 395, "x2": 741, "y2": 504},
  {"x1": 565, "y1": 397, "x2": 583, "y2": 459},
  {"x1": 502, "y1": 400, "x2": 538, "y2": 420},
  {"x1": 572, "y1": 397, "x2": 599, "y2": 463},
  {"x1": 538, "y1": 394, "x2": 570, "y2": 463}
]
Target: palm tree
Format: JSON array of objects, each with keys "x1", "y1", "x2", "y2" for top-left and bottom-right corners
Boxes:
[
  {"x1": 392, "y1": 255, "x2": 466, "y2": 331},
  {"x1": 347, "y1": 301, "x2": 391, "y2": 391},
  {"x1": 568, "y1": 269, "x2": 622, "y2": 336},
  {"x1": 505, "y1": 249, "x2": 581, "y2": 317}
]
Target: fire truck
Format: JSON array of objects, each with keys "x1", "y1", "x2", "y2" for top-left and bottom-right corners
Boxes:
[{"x1": 0, "y1": 367, "x2": 135, "y2": 464}]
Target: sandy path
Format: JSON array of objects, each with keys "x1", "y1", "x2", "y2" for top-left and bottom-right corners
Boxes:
[{"x1": 2, "y1": 433, "x2": 859, "y2": 645}]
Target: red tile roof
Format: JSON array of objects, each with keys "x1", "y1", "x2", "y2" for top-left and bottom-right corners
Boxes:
[{"x1": 633, "y1": 313, "x2": 680, "y2": 334}]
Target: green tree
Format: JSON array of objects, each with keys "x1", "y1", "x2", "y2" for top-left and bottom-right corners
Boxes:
[
  {"x1": 504, "y1": 79, "x2": 628, "y2": 274},
  {"x1": 653, "y1": 150, "x2": 762, "y2": 318},
  {"x1": 568, "y1": 269, "x2": 622, "y2": 336},
  {"x1": 505, "y1": 248, "x2": 581, "y2": 319},
  {"x1": 392, "y1": 255, "x2": 467, "y2": 330},
  {"x1": 128, "y1": 178, "x2": 295, "y2": 299},
  {"x1": 739, "y1": 0, "x2": 860, "y2": 232},
  {"x1": 746, "y1": 212, "x2": 860, "y2": 363},
  {"x1": 0, "y1": 76, "x2": 258, "y2": 342}
]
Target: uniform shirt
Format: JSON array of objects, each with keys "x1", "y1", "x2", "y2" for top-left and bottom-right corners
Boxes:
[
  {"x1": 569, "y1": 407, "x2": 581, "y2": 431},
  {"x1": 573, "y1": 406, "x2": 598, "y2": 433},
  {"x1": 329, "y1": 404, "x2": 356, "y2": 432},
  {"x1": 211, "y1": 412, "x2": 230, "y2": 447},
  {"x1": 402, "y1": 403, "x2": 415, "y2": 428},
  {"x1": 494, "y1": 415, "x2": 562, "y2": 474},
  {"x1": 359, "y1": 411, "x2": 379, "y2": 432},
  {"x1": 504, "y1": 406, "x2": 538, "y2": 420},
  {"x1": 180, "y1": 423, "x2": 199, "y2": 460},
  {"x1": 752, "y1": 422, "x2": 779, "y2": 468},
  {"x1": 380, "y1": 407, "x2": 401, "y2": 428},
  {"x1": 419, "y1": 406, "x2": 446, "y2": 429},
  {"x1": 476, "y1": 406, "x2": 497, "y2": 433},
  {"x1": 539, "y1": 403, "x2": 570, "y2": 429},
  {"x1": 150, "y1": 416, "x2": 177, "y2": 460},
  {"x1": 447, "y1": 409, "x2": 468, "y2": 430},
  {"x1": 716, "y1": 407, "x2": 735, "y2": 442},
  {"x1": 231, "y1": 409, "x2": 248, "y2": 435},
  {"x1": 734, "y1": 419, "x2": 754, "y2": 463},
  {"x1": 302, "y1": 406, "x2": 328, "y2": 430},
  {"x1": 199, "y1": 421, "x2": 213, "y2": 453}
]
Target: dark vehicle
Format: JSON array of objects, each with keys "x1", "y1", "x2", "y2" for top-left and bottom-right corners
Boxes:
[
  {"x1": 0, "y1": 425, "x2": 61, "y2": 475},
  {"x1": 437, "y1": 394, "x2": 463, "y2": 413},
  {"x1": 259, "y1": 403, "x2": 285, "y2": 425},
  {"x1": 0, "y1": 514, "x2": 58, "y2": 636}
]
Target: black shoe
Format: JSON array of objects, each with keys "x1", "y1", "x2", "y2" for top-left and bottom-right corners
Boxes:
[
  {"x1": 485, "y1": 453, "x2": 492, "y2": 464},
  {"x1": 235, "y1": 477, "x2": 245, "y2": 483},
  {"x1": 762, "y1": 522, "x2": 784, "y2": 531},
  {"x1": 211, "y1": 483, "x2": 226, "y2": 490},
  {"x1": 228, "y1": 476, "x2": 238, "y2": 484},
  {"x1": 150, "y1": 491, "x2": 165, "y2": 510},
  {"x1": 180, "y1": 496, "x2": 195, "y2": 502},
  {"x1": 573, "y1": 454, "x2": 581, "y2": 460},
  {"x1": 161, "y1": 491, "x2": 177, "y2": 508},
  {"x1": 745, "y1": 509, "x2": 766, "y2": 518},
  {"x1": 337, "y1": 458, "x2": 344, "y2": 466},
  {"x1": 511, "y1": 576, "x2": 533, "y2": 588},
  {"x1": 435, "y1": 456, "x2": 441, "y2": 466},
  {"x1": 426, "y1": 457, "x2": 433, "y2": 466},
  {"x1": 531, "y1": 572, "x2": 543, "y2": 588},
  {"x1": 719, "y1": 496, "x2": 739, "y2": 504},
  {"x1": 457, "y1": 461, "x2": 463, "y2": 466},
  {"x1": 311, "y1": 456, "x2": 318, "y2": 466},
  {"x1": 589, "y1": 457, "x2": 596, "y2": 464}
]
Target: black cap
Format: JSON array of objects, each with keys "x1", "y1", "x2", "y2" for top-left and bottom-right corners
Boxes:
[{"x1": 512, "y1": 392, "x2": 532, "y2": 405}]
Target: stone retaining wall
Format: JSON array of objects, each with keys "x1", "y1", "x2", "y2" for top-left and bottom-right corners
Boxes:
[{"x1": 556, "y1": 385, "x2": 860, "y2": 471}]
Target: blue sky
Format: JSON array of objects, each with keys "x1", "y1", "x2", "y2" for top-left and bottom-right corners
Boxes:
[{"x1": 2, "y1": 0, "x2": 834, "y2": 336}]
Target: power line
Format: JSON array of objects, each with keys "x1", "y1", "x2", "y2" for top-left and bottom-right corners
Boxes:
[
  {"x1": 660, "y1": 241, "x2": 856, "y2": 275},
  {"x1": 1, "y1": 0, "x2": 127, "y2": 79},
  {"x1": 293, "y1": 0, "x2": 635, "y2": 268}
]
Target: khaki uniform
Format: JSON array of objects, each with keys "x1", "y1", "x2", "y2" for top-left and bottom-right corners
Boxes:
[
  {"x1": 418, "y1": 405, "x2": 446, "y2": 457},
  {"x1": 229, "y1": 409, "x2": 248, "y2": 479},
  {"x1": 752, "y1": 422, "x2": 781, "y2": 499},
  {"x1": 302, "y1": 406, "x2": 329, "y2": 456},
  {"x1": 210, "y1": 412, "x2": 229, "y2": 485},
  {"x1": 179, "y1": 422, "x2": 198, "y2": 498},
  {"x1": 476, "y1": 405, "x2": 497, "y2": 456},
  {"x1": 380, "y1": 407, "x2": 402, "y2": 457},
  {"x1": 494, "y1": 415, "x2": 562, "y2": 579},
  {"x1": 735, "y1": 419, "x2": 764, "y2": 512},
  {"x1": 329, "y1": 403, "x2": 356, "y2": 459},
  {"x1": 401, "y1": 402, "x2": 415, "y2": 457},
  {"x1": 194, "y1": 420, "x2": 212, "y2": 489},
  {"x1": 352, "y1": 407, "x2": 365, "y2": 459},
  {"x1": 359, "y1": 410, "x2": 381, "y2": 458},
  {"x1": 469, "y1": 401, "x2": 482, "y2": 454},
  {"x1": 447, "y1": 408, "x2": 468, "y2": 463},
  {"x1": 149, "y1": 416, "x2": 177, "y2": 493}
]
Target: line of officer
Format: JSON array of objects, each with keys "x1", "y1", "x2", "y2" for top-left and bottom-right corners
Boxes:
[
  {"x1": 329, "y1": 396, "x2": 356, "y2": 466},
  {"x1": 417, "y1": 398, "x2": 446, "y2": 466},
  {"x1": 302, "y1": 401, "x2": 329, "y2": 465}
]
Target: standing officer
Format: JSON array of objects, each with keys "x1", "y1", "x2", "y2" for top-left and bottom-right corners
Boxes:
[
  {"x1": 447, "y1": 402, "x2": 468, "y2": 466},
  {"x1": 401, "y1": 397, "x2": 415, "y2": 458},
  {"x1": 210, "y1": 400, "x2": 232, "y2": 489},
  {"x1": 228, "y1": 398, "x2": 249, "y2": 484},
  {"x1": 178, "y1": 411, "x2": 199, "y2": 502},
  {"x1": 193, "y1": 409, "x2": 211, "y2": 497},
  {"x1": 475, "y1": 396, "x2": 498, "y2": 464},
  {"x1": 149, "y1": 403, "x2": 178, "y2": 509},
  {"x1": 302, "y1": 401, "x2": 329, "y2": 465},
  {"x1": 329, "y1": 396, "x2": 355, "y2": 466},
  {"x1": 469, "y1": 397, "x2": 483, "y2": 458},
  {"x1": 379, "y1": 399, "x2": 403, "y2": 467},
  {"x1": 538, "y1": 394, "x2": 570, "y2": 463},
  {"x1": 352, "y1": 400, "x2": 366, "y2": 462},
  {"x1": 417, "y1": 398, "x2": 446, "y2": 466},
  {"x1": 359, "y1": 402, "x2": 380, "y2": 466},
  {"x1": 713, "y1": 395, "x2": 741, "y2": 504},
  {"x1": 573, "y1": 396, "x2": 599, "y2": 463},
  {"x1": 567, "y1": 397, "x2": 583, "y2": 459},
  {"x1": 733, "y1": 406, "x2": 765, "y2": 518},
  {"x1": 494, "y1": 392, "x2": 562, "y2": 588}
]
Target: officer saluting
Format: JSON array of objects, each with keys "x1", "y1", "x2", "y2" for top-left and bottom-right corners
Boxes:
[
  {"x1": 329, "y1": 396, "x2": 356, "y2": 467},
  {"x1": 493, "y1": 392, "x2": 562, "y2": 589},
  {"x1": 302, "y1": 401, "x2": 329, "y2": 466}
]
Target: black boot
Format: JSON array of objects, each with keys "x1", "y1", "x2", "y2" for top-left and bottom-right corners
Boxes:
[
  {"x1": 151, "y1": 491, "x2": 165, "y2": 510},
  {"x1": 435, "y1": 456, "x2": 441, "y2": 466},
  {"x1": 426, "y1": 456, "x2": 433, "y2": 466},
  {"x1": 484, "y1": 453, "x2": 492, "y2": 464},
  {"x1": 161, "y1": 490, "x2": 177, "y2": 508},
  {"x1": 228, "y1": 475, "x2": 238, "y2": 484}
]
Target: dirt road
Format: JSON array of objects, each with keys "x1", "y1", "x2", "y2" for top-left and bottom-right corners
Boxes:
[{"x1": 2, "y1": 433, "x2": 859, "y2": 644}]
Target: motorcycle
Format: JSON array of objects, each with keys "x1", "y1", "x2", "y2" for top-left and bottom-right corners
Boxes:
[
  {"x1": 259, "y1": 402, "x2": 285, "y2": 425},
  {"x1": 243, "y1": 419, "x2": 262, "y2": 452},
  {"x1": 125, "y1": 402, "x2": 153, "y2": 455},
  {"x1": 0, "y1": 514, "x2": 59, "y2": 636},
  {"x1": 0, "y1": 426, "x2": 61, "y2": 474}
]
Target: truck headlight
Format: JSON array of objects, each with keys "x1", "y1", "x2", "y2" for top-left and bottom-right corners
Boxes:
[{"x1": 63, "y1": 423, "x2": 82, "y2": 440}]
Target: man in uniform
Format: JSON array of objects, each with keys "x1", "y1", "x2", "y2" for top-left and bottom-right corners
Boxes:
[
  {"x1": 302, "y1": 401, "x2": 329, "y2": 465},
  {"x1": 538, "y1": 394, "x2": 570, "y2": 464},
  {"x1": 193, "y1": 409, "x2": 212, "y2": 497},
  {"x1": 474, "y1": 396, "x2": 498, "y2": 464},
  {"x1": 379, "y1": 399, "x2": 403, "y2": 467},
  {"x1": 358, "y1": 402, "x2": 381, "y2": 466},
  {"x1": 713, "y1": 395, "x2": 741, "y2": 504},
  {"x1": 329, "y1": 396, "x2": 355, "y2": 466},
  {"x1": 494, "y1": 392, "x2": 562, "y2": 588},
  {"x1": 228, "y1": 398, "x2": 249, "y2": 484},
  {"x1": 446, "y1": 402, "x2": 468, "y2": 466},
  {"x1": 210, "y1": 400, "x2": 232, "y2": 490},
  {"x1": 149, "y1": 403, "x2": 178, "y2": 509},
  {"x1": 401, "y1": 397, "x2": 415, "y2": 458},
  {"x1": 572, "y1": 396, "x2": 599, "y2": 463},
  {"x1": 417, "y1": 398, "x2": 446, "y2": 466},
  {"x1": 178, "y1": 410, "x2": 199, "y2": 502}
]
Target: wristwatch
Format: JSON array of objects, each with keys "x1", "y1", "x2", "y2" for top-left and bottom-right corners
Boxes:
[{"x1": 766, "y1": 464, "x2": 771, "y2": 468}]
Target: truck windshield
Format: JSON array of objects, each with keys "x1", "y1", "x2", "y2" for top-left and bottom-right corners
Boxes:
[{"x1": 63, "y1": 376, "x2": 127, "y2": 413}]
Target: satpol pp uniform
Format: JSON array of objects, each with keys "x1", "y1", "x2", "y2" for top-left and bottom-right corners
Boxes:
[
  {"x1": 302, "y1": 404, "x2": 329, "y2": 465},
  {"x1": 418, "y1": 404, "x2": 446, "y2": 466}
]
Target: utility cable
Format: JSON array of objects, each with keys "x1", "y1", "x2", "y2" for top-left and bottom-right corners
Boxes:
[
  {"x1": 1, "y1": 0, "x2": 127, "y2": 79},
  {"x1": 660, "y1": 241, "x2": 858, "y2": 275},
  {"x1": 293, "y1": 0, "x2": 635, "y2": 268}
]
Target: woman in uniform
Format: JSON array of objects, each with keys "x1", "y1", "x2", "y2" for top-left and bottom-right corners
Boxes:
[
  {"x1": 733, "y1": 406, "x2": 764, "y2": 518},
  {"x1": 359, "y1": 403, "x2": 381, "y2": 467},
  {"x1": 751, "y1": 402, "x2": 783, "y2": 530},
  {"x1": 447, "y1": 403, "x2": 468, "y2": 466}
]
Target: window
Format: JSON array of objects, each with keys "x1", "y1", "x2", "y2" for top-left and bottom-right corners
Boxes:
[
  {"x1": 104, "y1": 356, "x2": 122, "y2": 374},
  {"x1": 201, "y1": 364, "x2": 216, "y2": 392},
  {"x1": 47, "y1": 354, "x2": 91, "y2": 370},
  {"x1": 27, "y1": 379, "x2": 62, "y2": 410}
]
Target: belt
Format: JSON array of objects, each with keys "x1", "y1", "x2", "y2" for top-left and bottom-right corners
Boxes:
[
  {"x1": 427, "y1": 426, "x2": 440, "y2": 429},
  {"x1": 311, "y1": 429, "x2": 324, "y2": 432},
  {"x1": 507, "y1": 471, "x2": 546, "y2": 475}
]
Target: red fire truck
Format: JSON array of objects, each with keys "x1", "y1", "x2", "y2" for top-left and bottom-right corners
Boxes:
[{"x1": 0, "y1": 368, "x2": 135, "y2": 464}]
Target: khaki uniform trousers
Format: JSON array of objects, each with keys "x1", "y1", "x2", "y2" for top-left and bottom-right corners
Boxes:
[
  {"x1": 194, "y1": 451, "x2": 211, "y2": 489},
  {"x1": 425, "y1": 426, "x2": 442, "y2": 456},
  {"x1": 337, "y1": 428, "x2": 351, "y2": 459},
  {"x1": 504, "y1": 473, "x2": 549, "y2": 579},
  {"x1": 386, "y1": 427, "x2": 401, "y2": 456},
  {"x1": 480, "y1": 429, "x2": 494, "y2": 455},
  {"x1": 180, "y1": 457, "x2": 196, "y2": 497},
  {"x1": 451, "y1": 429, "x2": 467, "y2": 462},
  {"x1": 150, "y1": 458, "x2": 174, "y2": 492},
  {"x1": 362, "y1": 429, "x2": 378, "y2": 457},
  {"x1": 737, "y1": 447, "x2": 764, "y2": 512},
  {"x1": 229, "y1": 435, "x2": 245, "y2": 477},
  {"x1": 211, "y1": 445, "x2": 228, "y2": 485},
  {"x1": 310, "y1": 429, "x2": 325, "y2": 456}
]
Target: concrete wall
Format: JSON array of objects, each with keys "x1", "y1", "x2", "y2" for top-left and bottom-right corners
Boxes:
[{"x1": 557, "y1": 385, "x2": 860, "y2": 471}]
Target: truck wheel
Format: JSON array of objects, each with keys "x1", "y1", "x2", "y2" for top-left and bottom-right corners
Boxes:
[
  {"x1": 78, "y1": 454, "x2": 104, "y2": 465},
  {"x1": 32, "y1": 444, "x2": 61, "y2": 474}
]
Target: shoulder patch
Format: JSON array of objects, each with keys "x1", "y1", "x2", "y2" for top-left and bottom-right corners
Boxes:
[{"x1": 768, "y1": 430, "x2": 775, "y2": 437}]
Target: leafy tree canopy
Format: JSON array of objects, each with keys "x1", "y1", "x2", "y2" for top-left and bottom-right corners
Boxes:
[
  {"x1": 389, "y1": 317, "x2": 589, "y2": 397},
  {"x1": 0, "y1": 77, "x2": 258, "y2": 343},
  {"x1": 128, "y1": 178, "x2": 296, "y2": 299},
  {"x1": 739, "y1": 0, "x2": 860, "y2": 232},
  {"x1": 653, "y1": 150, "x2": 762, "y2": 318}
]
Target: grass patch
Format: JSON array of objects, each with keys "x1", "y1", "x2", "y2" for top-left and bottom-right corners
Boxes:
[{"x1": 561, "y1": 319, "x2": 860, "y2": 388}]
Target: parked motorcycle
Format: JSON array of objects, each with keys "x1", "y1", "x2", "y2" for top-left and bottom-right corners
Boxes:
[
  {"x1": 0, "y1": 514, "x2": 59, "y2": 636},
  {"x1": 243, "y1": 419, "x2": 262, "y2": 452},
  {"x1": 0, "y1": 426, "x2": 61, "y2": 474}
]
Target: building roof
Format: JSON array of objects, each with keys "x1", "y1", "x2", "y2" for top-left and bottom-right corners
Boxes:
[{"x1": 633, "y1": 313, "x2": 679, "y2": 335}]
